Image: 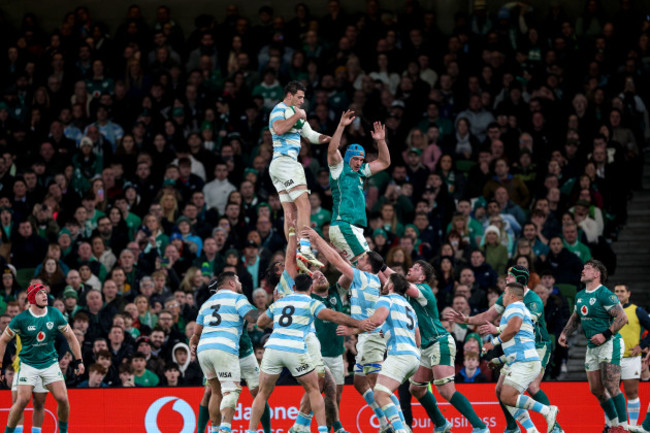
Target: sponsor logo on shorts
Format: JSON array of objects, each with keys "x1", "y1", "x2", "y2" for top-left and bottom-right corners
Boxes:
[
  {"x1": 284, "y1": 179, "x2": 294, "y2": 187},
  {"x1": 46, "y1": 321, "x2": 54, "y2": 330},
  {"x1": 218, "y1": 372, "x2": 232, "y2": 378},
  {"x1": 296, "y1": 364, "x2": 310, "y2": 372},
  {"x1": 19, "y1": 377, "x2": 27, "y2": 382}
]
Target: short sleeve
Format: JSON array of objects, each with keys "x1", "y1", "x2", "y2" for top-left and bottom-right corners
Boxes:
[
  {"x1": 311, "y1": 299, "x2": 326, "y2": 317},
  {"x1": 376, "y1": 297, "x2": 392, "y2": 311},
  {"x1": 527, "y1": 299, "x2": 543, "y2": 322},
  {"x1": 270, "y1": 105, "x2": 287, "y2": 125},
  {"x1": 352, "y1": 268, "x2": 362, "y2": 287},
  {"x1": 360, "y1": 163, "x2": 372, "y2": 178},
  {"x1": 54, "y1": 309, "x2": 69, "y2": 331},
  {"x1": 329, "y1": 160, "x2": 344, "y2": 180},
  {"x1": 236, "y1": 295, "x2": 255, "y2": 318},
  {"x1": 600, "y1": 289, "x2": 620, "y2": 311},
  {"x1": 265, "y1": 304, "x2": 275, "y2": 320},
  {"x1": 6, "y1": 316, "x2": 19, "y2": 337},
  {"x1": 494, "y1": 295, "x2": 505, "y2": 314},
  {"x1": 503, "y1": 305, "x2": 524, "y2": 320}
]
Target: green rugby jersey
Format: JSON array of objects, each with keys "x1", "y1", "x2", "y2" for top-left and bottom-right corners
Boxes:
[
  {"x1": 407, "y1": 283, "x2": 449, "y2": 347},
  {"x1": 329, "y1": 160, "x2": 372, "y2": 227},
  {"x1": 7, "y1": 307, "x2": 68, "y2": 369},
  {"x1": 312, "y1": 287, "x2": 345, "y2": 357},
  {"x1": 239, "y1": 328, "x2": 254, "y2": 358},
  {"x1": 575, "y1": 285, "x2": 621, "y2": 348},
  {"x1": 495, "y1": 289, "x2": 551, "y2": 349}
]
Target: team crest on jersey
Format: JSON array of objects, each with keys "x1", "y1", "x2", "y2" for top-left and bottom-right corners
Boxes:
[
  {"x1": 37, "y1": 331, "x2": 45, "y2": 342},
  {"x1": 589, "y1": 298, "x2": 596, "y2": 305},
  {"x1": 46, "y1": 322, "x2": 54, "y2": 330},
  {"x1": 610, "y1": 295, "x2": 618, "y2": 303},
  {"x1": 581, "y1": 305, "x2": 588, "y2": 315},
  {"x1": 330, "y1": 297, "x2": 337, "y2": 306}
]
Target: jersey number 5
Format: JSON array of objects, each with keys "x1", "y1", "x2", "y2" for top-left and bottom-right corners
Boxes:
[
  {"x1": 279, "y1": 306, "x2": 295, "y2": 327},
  {"x1": 406, "y1": 310, "x2": 415, "y2": 330},
  {"x1": 208, "y1": 305, "x2": 222, "y2": 326}
]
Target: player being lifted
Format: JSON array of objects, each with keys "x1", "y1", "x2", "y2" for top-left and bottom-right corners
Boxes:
[
  {"x1": 482, "y1": 282, "x2": 559, "y2": 433},
  {"x1": 559, "y1": 260, "x2": 629, "y2": 433},
  {"x1": 190, "y1": 272, "x2": 262, "y2": 433},
  {"x1": 386, "y1": 261, "x2": 488, "y2": 432},
  {"x1": 303, "y1": 227, "x2": 404, "y2": 433},
  {"x1": 328, "y1": 110, "x2": 390, "y2": 263},
  {"x1": 269, "y1": 81, "x2": 331, "y2": 267},
  {"x1": 246, "y1": 273, "x2": 372, "y2": 433},
  {"x1": 0, "y1": 283, "x2": 84, "y2": 433},
  {"x1": 447, "y1": 265, "x2": 562, "y2": 433}
]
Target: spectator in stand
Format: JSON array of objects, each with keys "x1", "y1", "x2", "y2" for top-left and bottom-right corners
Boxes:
[{"x1": 544, "y1": 236, "x2": 583, "y2": 286}]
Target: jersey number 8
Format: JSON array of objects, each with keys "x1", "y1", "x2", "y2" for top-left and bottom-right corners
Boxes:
[{"x1": 279, "y1": 306, "x2": 295, "y2": 327}]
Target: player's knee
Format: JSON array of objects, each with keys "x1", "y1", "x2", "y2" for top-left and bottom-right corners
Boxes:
[
  {"x1": 408, "y1": 382, "x2": 427, "y2": 399},
  {"x1": 220, "y1": 389, "x2": 241, "y2": 411},
  {"x1": 289, "y1": 187, "x2": 310, "y2": 203},
  {"x1": 14, "y1": 396, "x2": 30, "y2": 409}
]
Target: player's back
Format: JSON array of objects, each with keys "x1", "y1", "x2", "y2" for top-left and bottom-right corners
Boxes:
[
  {"x1": 265, "y1": 292, "x2": 325, "y2": 353},
  {"x1": 501, "y1": 301, "x2": 539, "y2": 364},
  {"x1": 378, "y1": 294, "x2": 419, "y2": 358},
  {"x1": 196, "y1": 290, "x2": 253, "y2": 355},
  {"x1": 408, "y1": 283, "x2": 449, "y2": 346},
  {"x1": 350, "y1": 268, "x2": 381, "y2": 328}
]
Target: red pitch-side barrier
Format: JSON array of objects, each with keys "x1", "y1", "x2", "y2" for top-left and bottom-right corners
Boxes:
[{"x1": 1, "y1": 382, "x2": 648, "y2": 432}]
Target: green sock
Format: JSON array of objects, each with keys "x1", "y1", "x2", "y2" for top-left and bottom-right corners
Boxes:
[
  {"x1": 613, "y1": 393, "x2": 628, "y2": 423},
  {"x1": 532, "y1": 389, "x2": 562, "y2": 429},
  {"x1": 5, "y1": 428, "x2": 16, "y2": 433},
  {"x1": 261, "y1": 402, "x2": 272, "y2": 433},
  {"x1": 419, "y1": 390, "x2": 447, "y2": 427},
  {"x1": 57, "y1": 421, "x2": 68, "y2": 433},
  {"x1": 450, "y1": 391, "x2": 486, "y2": 428},
  {"x1": 500, "y1": 400, "x2": 518, "y2": 430},
  {"x1": 197, "y1": 404, "x2": 210, "y2": 433},
  {"x1": 600, "y1": 398, "x2": 619, "y2": 423},
  {"x1": 332, "y1": 420, "x2": 343, "y2": 432}
]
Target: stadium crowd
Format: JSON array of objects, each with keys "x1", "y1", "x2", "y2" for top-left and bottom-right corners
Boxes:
[{"x1": 0, "y1": 0, "x2": 647, "y2": 389}]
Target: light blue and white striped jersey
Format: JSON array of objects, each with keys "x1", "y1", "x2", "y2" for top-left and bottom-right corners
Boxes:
[
  {"x1": 376, "y1": 294, "x2": 420, "y2": 358},
  {"x1": 264, "y1": 293, "x2": 326, "y2": 353},
  {"x1": 196, "y1": 290, "x2": 254, "y2": 356},
  {"x1": 501, "y1": 301, "x2": 540, "y2": 364},
  {"x1": 274, "y1": 270, "x2": 317, "y2": 335},
  {"x1": 275, "y1": 270, "x2": 295, "y2": 298},
  {"x1": 270, "y1": 102, "x2": 302, "y2": 160},
  {"x1": 350, "y1": 268, "x2": 381, "y2": 334}
]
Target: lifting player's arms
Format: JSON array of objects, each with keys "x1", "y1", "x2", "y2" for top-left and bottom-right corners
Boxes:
[{"x1": 327, "y1": 110, "x2": 390, "y2": 263}]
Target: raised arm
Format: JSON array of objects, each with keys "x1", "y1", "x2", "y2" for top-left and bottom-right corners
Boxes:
[
  {"x1": 558, "y1": 311, "x2": 581, "y2": 348},
  {"x1": 328, "y1": 110, "x2": 355, "y2": 167},
  {"x1": 383, "y1": 266, "x2": 419, "y2": 298},
  {"x1": 272, "y1": 108, "x2": 306, "y2": 136},
  {"x1": 301, "y1": 120, "x2": 331, "y2": 144},
  {"x1": 286, "y1": 226, "x2": 298, "y2": 279},
  {"x1": 302, "y1": 227, "x2": 354, "y2": 280},
  {"x1": 368, "y1": 122, "x2": 390, "y2": 174},
  {"x1": 446, "y1": 304, "x2": 500, "y2": 326}
]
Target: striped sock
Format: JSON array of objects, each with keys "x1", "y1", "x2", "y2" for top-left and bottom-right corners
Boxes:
[
  {"x1": 506, "y1": 405, "x2": 536, "y2": 431},
  {"x1": 629, "y1": 398, "x2": 641, "y2": 426},
  {"x1": 390, "y1": 393, "x2": 407, "y2": 426},
  {"x1": 516, "y1": 394, "x2": 550, "y2": 416},
  {"x1": 295, "y1": 412, "x2": 313, "y2": 432},
  {"x1": 13, "y1": 427, "x2": 22, "y2": 433},
  {"x1": 318, "y1": 427, "x2": 328, "y2": 433},
  {"x1": 31, "y1": 429, "x2": 41, "y2": 433},
  {"x1": 219, "y1": 423, "x2": 231, "y2": 432},
  {"x1": 211, "y1": 427, "x2": 219, "y2": 433},
  {"x1": 382, "y1": 403, "x2": 405, "y2": 431},
  {"x1": 300, "y1": 239, "x2": 311, "y2": 251},
  {"x1": 363, "y1": 389, "x2": 388, "y2": 427}
]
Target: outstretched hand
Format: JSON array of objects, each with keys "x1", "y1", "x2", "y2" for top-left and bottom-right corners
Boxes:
[
  {"x1": 339, "y1": 110, "x2": 356, "y2": 127},
  {"x1": 301, "y1": 226, "x2": 317, "y2": 241},
  {"x1": 371, "y1": 122, "x2": 386, "y2": 141},
  {"x1": 319, "y1": 135, "x2": 332, "y2": 144},
  {"x1": 445, "y1": 309, "x2": 467, "y2": 325},
  {"x1": 478, "y1": 321, "x2": 498, "y2": 336}
]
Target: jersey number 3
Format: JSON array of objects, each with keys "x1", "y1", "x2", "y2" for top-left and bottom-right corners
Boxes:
[{"x1": 208, "y1": 305, "x2": 222, "y2": 326}]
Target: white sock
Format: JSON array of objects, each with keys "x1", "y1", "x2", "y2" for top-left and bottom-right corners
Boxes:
[{"x1": 629, "y1": 397, "x2": 642, "y2": 426}]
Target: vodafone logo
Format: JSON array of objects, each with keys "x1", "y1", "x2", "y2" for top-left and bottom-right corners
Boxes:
[
  {"x1": 37, "y1": 331, "x2": 46, "y2": 342},
  {"x1": 581, "y1": 305, "x2": 588, "y2": 316},
  {"x1": 145, "y1": 397, "x2": 196, "y2": 433}
]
